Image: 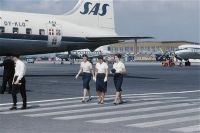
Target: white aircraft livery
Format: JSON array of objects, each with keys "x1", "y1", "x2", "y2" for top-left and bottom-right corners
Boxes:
[
  {"x1": 175, "y1": 44, "x2": 200, "y2": 61},
  {"x1": 0, "y1": 0, "x2": 152, "y2": 56}
]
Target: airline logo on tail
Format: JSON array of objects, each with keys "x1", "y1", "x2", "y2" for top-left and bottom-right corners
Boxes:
[{"x1": 80, "y1": 2, "x2": 109, "y2": 16}]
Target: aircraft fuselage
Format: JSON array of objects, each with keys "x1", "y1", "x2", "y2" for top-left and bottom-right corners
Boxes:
[{"x1": 0, "y1": 11, "x2": 115, "y2": 56}]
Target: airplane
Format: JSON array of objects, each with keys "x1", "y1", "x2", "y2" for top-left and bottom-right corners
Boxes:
[
  {"x1": 56, "y1": 45, "x2": 111, "y2": 61},
  {"x1": 155, "y1": 51, "x2": 173, "y2": 61},
  {"x1": 0, "y1": 0, "x2": 153, "y2": 56},
  {"x1": 175, "y1": 44, "x2": 200, "y2": 66}
]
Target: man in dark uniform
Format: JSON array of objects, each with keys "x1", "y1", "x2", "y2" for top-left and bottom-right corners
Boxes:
[
  {"x1": 10, "y1": 56, "x2": 27, "y2": 110},
  {"x1": 0, "y1": 56, "x2": 15, "y2": 94}
]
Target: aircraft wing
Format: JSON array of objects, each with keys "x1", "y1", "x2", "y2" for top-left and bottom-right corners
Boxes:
[{"x1": 86, "y1": 36, "x2": 154, "y2": 42}]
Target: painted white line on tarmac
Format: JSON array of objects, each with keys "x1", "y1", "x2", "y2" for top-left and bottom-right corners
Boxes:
[
  {"x1": 127, "y1": 115, "x2": 200, "y2": 128},
  {"x1": 0, "y1": 96, "x2": 185, "y2": 113},
  {"x1": 0, "y1": 95, "x2": 169, "y2": 111},
  {"x1": 0, "y1": 97, "x2": 196, "y2": 113},
  {"x1": 0, "y1": 101, "x2": 161, "y2": 115},
  {"x1": 1, "y1": 89, "x2": 197, "y2": 106},
  {"x1": 0, "y1": 93, "x2": 161, "y2": 106},
  {"x1": 54, "y1": 103, "x2": 191, "y2": 120},
  {"x1": 25, "y1": 101, "x2": 162, "y2": 117},
  {"x1": 87, "y1": 108, "x2": 199, "y2": 124},
  {"x1": 170, "y1": 125, "x2": 200, "y2": 133},
  {"x1": 0, "y1": 94, "x2": 183, "y2": 109}
]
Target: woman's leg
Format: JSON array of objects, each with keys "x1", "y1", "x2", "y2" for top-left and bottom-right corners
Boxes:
[
  {"x1": 97, "y1": 91, "x2": 101, "y2": 103},
  {"x1": 101, "y1": 92, "x2": 105, "y2": 104},
  {"x1": 119, "y1": 91, "x2": 123, "y2": 103},
  {"x1": 114, "y1": 91, "x2": 120, "y2": 104},
  {"x1": 82, "y1": 89, "x2": 87, "y2": 102},
  {"x1": 86, "y1": 89, "x2": 92, "y2": 102}
]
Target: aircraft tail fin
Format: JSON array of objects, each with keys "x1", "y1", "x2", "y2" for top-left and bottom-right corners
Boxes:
[{"x1": 64, "y1": 0, "x2": 115, "y2": 31}]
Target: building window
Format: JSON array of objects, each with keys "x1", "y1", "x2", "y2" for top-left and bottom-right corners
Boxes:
[
  {"x1": 0, "y1": 27, "x2": 5, "y2": 33},
  {"x1": 120, "y1": 47, "x2": 123, "y2": 52},
  {"x1": 26, "y1": 28, "x2": 32, "y2": 34},
  {"x1": 130, "y1": 47, "x2": 133, "y2": 52},
  {"x1": 147, "y1": 46, "x2": 150, "y2": 51},
  {"x1": 125, "y1": 47, "x2": 129, "y2": 52},
  {"x1": 151, "y1": 46, "x2": 155, "y2": 52},
  {"x1": 115, "y1": 48, "x2": 118, "y2": 52},
  {"x1": 13, "y1": 27, "x2": 19, "y2": 34},
  {"x1": 39, "y1": 29, "x2": 45, "y2": 35}
]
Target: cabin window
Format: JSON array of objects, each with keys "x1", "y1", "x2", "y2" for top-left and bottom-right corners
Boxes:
[
  {"x1": 13, "y1": 27, "x2": 19, "y2": 34},
  {"x1": 26, "y1": 28, "x2": 32, "y2": 34},
  {"x1": 56, "y1": 29, "x2": 61, "y2": 36},
  {"x1": 39, "y1": 29, "x2": 45, "y2": 35},
  {"x1": 0, "y1": 27, "x2": 5, "y2": 33}
]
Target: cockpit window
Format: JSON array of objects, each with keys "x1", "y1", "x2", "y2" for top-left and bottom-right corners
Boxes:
[
  {"x1": 0, "y1": 27, "x2": 5, "y2": 33},
  {"x1": 13, "y1": 27, "x2": 19, "y2": 34}
]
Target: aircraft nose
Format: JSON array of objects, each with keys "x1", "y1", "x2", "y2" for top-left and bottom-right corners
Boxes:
[{"x1": 174, "y1": 52, "x2": 182, "y2": 61}]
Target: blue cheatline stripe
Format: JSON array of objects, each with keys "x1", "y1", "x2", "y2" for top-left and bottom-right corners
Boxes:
[
  {"x1": 0, "y1": 33, "x2": 88, "y2": 42},
  {"x1": 0, "y1": 33, "x2": 48, "y2": 41}
]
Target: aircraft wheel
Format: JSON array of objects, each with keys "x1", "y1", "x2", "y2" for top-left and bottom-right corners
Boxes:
[{"x1": 185, "y1": 61, "x2": 191, "y2": 66}]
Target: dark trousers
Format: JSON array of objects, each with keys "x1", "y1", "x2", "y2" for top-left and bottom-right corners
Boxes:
[
  {"x1": 12, "y1": 77, "x2": 27, "y2": 107},
  {"x1": 1, "y1": 75, "x2": 13, "y2": 93}
]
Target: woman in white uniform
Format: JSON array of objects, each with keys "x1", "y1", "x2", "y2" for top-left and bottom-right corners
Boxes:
[
  {"x1": 111, "y1": 54, "x2": 126, "y2": 105},
  {"x1": 94, "y1": 55, "x2": 108, "y2": 104},
  {"x1": 76, "y1": 54, "x2": 94, "y2": 102}
]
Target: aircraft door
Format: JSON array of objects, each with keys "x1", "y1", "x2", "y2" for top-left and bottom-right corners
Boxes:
[{"x1": 46, "y1": 24, "x2": 62, "y2": 47}]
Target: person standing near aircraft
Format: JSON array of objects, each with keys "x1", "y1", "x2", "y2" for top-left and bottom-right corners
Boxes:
[
  {"x1": 112, "y1": 54, "x2": 126, "y2": 105},
  {"x1": 75, "y1": 54, "x2": 94, "y2": 102},
  {"x1": 10, "y1": 56, "x2": 27, "y2": 110},
  {"x1": 94, "y1": 55, "x2": 108, "y2": 104},
  {"x1": 0, "y1": 56, "x2": 15, "y2": 94}
]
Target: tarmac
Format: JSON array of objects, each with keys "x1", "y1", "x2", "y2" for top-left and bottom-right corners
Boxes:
[{"x1": 0, "y1": 62, "x2": 199, "y2": 133}]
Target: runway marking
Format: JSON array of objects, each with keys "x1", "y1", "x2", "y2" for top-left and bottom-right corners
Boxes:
[
  {"x1": 0, "y1": 95, "x2": 160, "y2": 109},
  {"x1": 0, "y1": 101, "x2": 161, "y2": 115},
  {"x1": 170, "y1": 125, "x2": 200, "y2": 133},
  {"x1": 0, "y1": 96, "x2": 184, "y2": 112},
  {"x1": 1, "y1": 98, "x2": 197, "y2": 114},
  {"x1": 0, "y1": 93, "x2": 161, "y2": 106},
  {"x1": 87, "y1": 108, "x2": 200, "y2": 124},
  {"x1": 24, "y1": 97, "x2": 200, "y2": 117},
  {"x1": 1, "y1": 97, "x2": 198, "y2": 112},
  {"x1": 25, "y1": 101, "x2": 162, "y2": 117},
  {"x1": 127, "y1": 115, "x2": 200, "y2": 128},
  {"x1": 53, "y1": 103, "x2": 191, "y2": 120},
  {"x1": 0, "y1": 89, "x2": 199, "y2": 106}
]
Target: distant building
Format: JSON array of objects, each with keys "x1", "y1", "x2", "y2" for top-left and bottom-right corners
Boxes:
[{"x1": 109, "y1": 41, "x2": 199, "y2": 54}]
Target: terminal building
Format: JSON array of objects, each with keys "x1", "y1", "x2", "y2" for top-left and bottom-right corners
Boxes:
[{"x1": 108, "y1": 41, "x2": 199, "y2": 61}]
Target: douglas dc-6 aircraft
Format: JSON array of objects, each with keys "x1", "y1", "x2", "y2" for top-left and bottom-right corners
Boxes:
[{"x1": 0, "y1": 0, "x2": 152, "y2": 56}]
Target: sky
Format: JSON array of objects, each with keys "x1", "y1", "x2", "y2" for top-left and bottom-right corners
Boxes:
[{"x1": 0, "y1": 0, "x2": 199, "y2": 42}]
